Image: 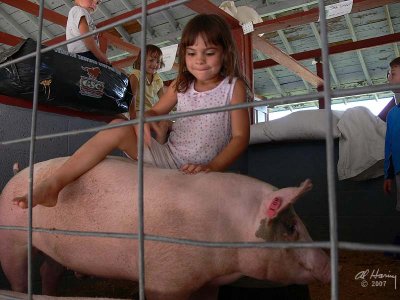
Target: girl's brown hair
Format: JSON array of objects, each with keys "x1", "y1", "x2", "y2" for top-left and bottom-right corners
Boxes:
[
  {"x1": 132, "y1": 44, "x2": 165, "y2": 70},
  {"x1": 175, "y1": 14, "x2": 247, "y2": 93}
]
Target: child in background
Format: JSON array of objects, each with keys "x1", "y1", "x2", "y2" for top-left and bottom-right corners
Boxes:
[
  {"x1": 128, "y1": 45, "x2": 171, "y2": 144},
  {"x1": 384, "y1": 57, "x2": 400, "y2": 211},
  {"x1": 383, "y1": 57, "x2": 400, "y2": 259},
  {"x1": 378, "y1": 58, "x2": 400, "y2": 121},
  {"x1": 13, "y1": 13, "x2": 250, "y2": 208},
  {"x1": 66, "y1": 0, "x2": 110, "y2": 65}
]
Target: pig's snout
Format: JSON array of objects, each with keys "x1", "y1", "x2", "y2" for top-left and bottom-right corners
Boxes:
[
  {"x1": 316, "y1": 259, "x2": 331, "y2": 284},
  {"x1": 310, "y1": 250, "x2": 331, "y2": 284},
  {"x1": 296, "y1": 249, "x2": 331, "y2": 285}
]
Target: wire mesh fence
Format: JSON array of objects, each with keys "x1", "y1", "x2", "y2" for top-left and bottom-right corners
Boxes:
[{"x1": 0, "y1": 1, "x2": 400, "y2": 300}]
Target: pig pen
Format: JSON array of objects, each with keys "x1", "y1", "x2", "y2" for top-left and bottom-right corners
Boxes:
[
  {"x1": 0, "y1": 104, "x2": 399, "y2": 299},
  {"x1": 0, "y1": 106, "x2": 399, "y2": 300}
]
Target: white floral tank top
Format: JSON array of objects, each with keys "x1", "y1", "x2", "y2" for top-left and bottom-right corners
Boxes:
[{"x1": 167, "y1": 77, "x2": 237, "y2": 167}]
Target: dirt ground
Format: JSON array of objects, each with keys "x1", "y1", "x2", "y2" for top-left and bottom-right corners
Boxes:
[{"x1": 1, "y1": 250, "x2": 400, "y2": 300}]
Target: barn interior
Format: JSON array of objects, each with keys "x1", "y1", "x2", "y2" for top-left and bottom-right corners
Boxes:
[{"x1": 1, "y1": 1, "x2": 400, "y2": 299}]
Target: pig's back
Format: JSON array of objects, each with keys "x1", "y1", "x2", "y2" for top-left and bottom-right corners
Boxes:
[
  {"x1": 0, "y1": 157, "x2": 273, "y2": 280},
  {"x1": 1, "y1": 156, "x2": 273, "y2": 237}
]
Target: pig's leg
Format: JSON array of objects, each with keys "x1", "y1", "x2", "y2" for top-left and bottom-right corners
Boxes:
[
  {"x1": 153, "y1": 120, "x2": 172, "y2": 144},
  {"x1": 40, "y1": 255, "x2": 65, "y2": 295},
  {"x1": 0, "y1": 234, "x2": 31, "y2": 293},
  {"x1": 189, "y1": 285, "x2": 219, "y2": 300},
  {"x1": 146, "y1": 290, "x2": 191, "y2": 300},
  {"x1": 12, "y1": 118, "x2": 139, "y2": 209}
]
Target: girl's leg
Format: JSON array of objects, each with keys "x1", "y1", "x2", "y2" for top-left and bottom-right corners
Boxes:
[
  {"x1": 153, "y1": 120, "x2": 173, "y2": 144},
  {"x1": 13, "y1": 119, "x2": 138, "y2": 208}
]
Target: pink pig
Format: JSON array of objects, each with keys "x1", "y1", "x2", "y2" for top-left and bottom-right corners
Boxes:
[{"x1": 0, "y1": 157, "x2": 330, "y2": 300}]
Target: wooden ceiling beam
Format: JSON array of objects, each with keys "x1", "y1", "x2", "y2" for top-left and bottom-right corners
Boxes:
[
  {"x1": 254, "y1": 0, "x2": 398, "y2": 35},
  {"x1": 96, "y1": 0, "x2": 177, "y2": 28},
  {"x1": 184, "y1": 0, "x2": 240, "y2": 28},
  {"x1": 253, "y1": 35, "x2": 323, "y2": 87},
  {"x1": 102, "y1": 32, "x2": 140, "y2": 55},
  {"x1": 254, "y1": 32, "x2": 400, "y2": 69},
  {"x1": 0, "y1": 31, "x2": 23, "y2": 46},
  {"x1": 2, "y1": 0, "x2": 67, "y2": 27}
]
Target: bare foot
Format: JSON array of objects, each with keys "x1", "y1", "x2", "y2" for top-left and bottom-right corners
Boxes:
[{"x1": 12, "y1": 180, "x2": 61, "y2": 209}]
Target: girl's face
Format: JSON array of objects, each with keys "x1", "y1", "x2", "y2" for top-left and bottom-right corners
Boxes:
[
  {"x1": 76, "y1": 0, "x2": 100, "y2": 13},
  {"x1": 145, "y1": 53, "x2": 162, "y2": 75},
  {"x1": 185, "y1": 35, "x2": 223, "y2": 83}
]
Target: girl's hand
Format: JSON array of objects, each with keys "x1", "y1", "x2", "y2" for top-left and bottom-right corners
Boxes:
[
  {"x1": 384, "y1": 179, "x2": 393, "y2": 195},
  {"x1": 180, "y1": 164, "x2": 211, "y2": 175}
]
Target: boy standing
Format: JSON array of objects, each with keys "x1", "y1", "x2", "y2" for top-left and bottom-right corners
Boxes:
[
  {"x1": 383, "y1": 57, "x2": 400, "y2": 211},
  {"x1": 383, "y1": 57, "x2": 400, "y2": 260}
]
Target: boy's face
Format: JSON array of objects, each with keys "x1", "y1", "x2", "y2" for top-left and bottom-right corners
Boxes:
[
  {"x1": 76, "y1": 0, "x2": 100, "y2": 13},
  {"x1": 388, "y1": 65, "x2": 400, "y2": 85}
]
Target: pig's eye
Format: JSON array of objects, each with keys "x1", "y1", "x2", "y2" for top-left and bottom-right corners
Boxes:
[{"x1": 286, "y1": 223, "x2": 296, "y2": 235}]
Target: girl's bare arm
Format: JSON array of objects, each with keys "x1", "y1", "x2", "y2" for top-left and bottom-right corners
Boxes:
[
  {"x1": 128, "y1": 74, "x2": 138, "y2": 119},
  {"x1": 207, "y1": 79, "x2": 250, "y2": 171},
  {"x1": 142, "y1": 80, "x2": 177, "y2": 143},
  {"x1": 146, "y1": 80, "x2": 177, "y2": 117}
]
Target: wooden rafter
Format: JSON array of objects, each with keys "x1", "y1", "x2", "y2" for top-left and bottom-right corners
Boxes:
[
  {"x1": 96, "y1": 0, "x2": 177, "y2": 28},
  {"x1": 1, "y1": 0, "x2": 67, "y2": 26},
  {"x1": 254, "y1": 0, "x2": 399, "y2": 35},
  {"x1": 254, "y1": 32, "x2": 400, "y2": 69},
  {"x1": 253, "y1": 36, "x2": 323, "y2": 87},
  {"x1": 102, "y1": 32, "x2": 140, "y2": 55},
  {"x1": 184, "y1": 0, "x2": 239, "y2": 28},
  {"x1": 0, "y1": 32, "x2": 22, "y2": 46}
]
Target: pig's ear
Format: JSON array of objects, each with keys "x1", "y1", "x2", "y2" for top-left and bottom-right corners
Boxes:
[
  {"x1": 266, "y1": 197, "x2": 282, "y2": 219},
  {"x1": 262, "y1": 179, "x2": 312, "y2": 220}
]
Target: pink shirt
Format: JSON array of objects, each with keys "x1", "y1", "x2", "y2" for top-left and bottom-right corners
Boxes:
[{"x1": 167, "y1": 77, "x2": 237, "y2": 167}]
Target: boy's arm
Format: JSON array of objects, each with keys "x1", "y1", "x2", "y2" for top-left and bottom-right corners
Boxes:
[
  {"x1": 207, "y1": 79, "x2": 250, "y2": 172},
  {"x1": 78, "y1": 17, "x2": 110, "y2": 64},
  {"x1": 384, "y1": 114, "x2": 394, "y2": 179}
]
